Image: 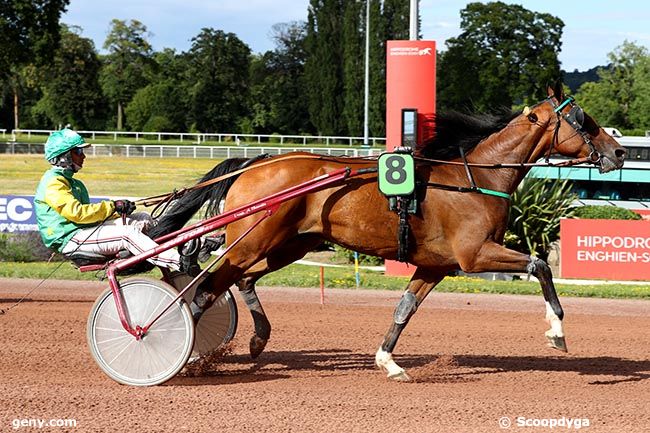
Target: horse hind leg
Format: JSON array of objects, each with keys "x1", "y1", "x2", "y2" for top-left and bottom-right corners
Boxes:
[
  {"x1": 376, "y1": 268, "x2": 445, "y2": 381},
  {"x1": 236, "y1": 275, "x2": 270, "y2": 359},
  {"x1": 237, "y1": 235, "x2": 323, "y2": 359}
]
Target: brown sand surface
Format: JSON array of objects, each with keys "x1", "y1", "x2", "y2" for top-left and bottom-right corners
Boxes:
[{"x1": 0, "y1": 278, "x2": 648, "y2": 432}]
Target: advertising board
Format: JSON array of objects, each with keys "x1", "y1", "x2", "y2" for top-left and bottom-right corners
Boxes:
[{"x1": 560, "y1": 218, "x2": 650, "y2": 280}]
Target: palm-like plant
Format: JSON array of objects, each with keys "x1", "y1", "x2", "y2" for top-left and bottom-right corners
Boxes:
[{"x1": 505, "y1": 178, "x2": 577, "y2": 261}]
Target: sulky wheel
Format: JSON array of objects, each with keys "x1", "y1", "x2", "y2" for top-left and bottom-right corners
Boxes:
[
  {"x1": 168, "y1": 272, "x2": 238, "y2": 361},
  {"x1": 87, "y1": 277, "x2": 195, "y2": 386}
]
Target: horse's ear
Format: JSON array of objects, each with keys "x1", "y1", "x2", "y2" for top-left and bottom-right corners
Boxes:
[{"x1": 547, "y1": 79, "x2": 565, "y2": 100}]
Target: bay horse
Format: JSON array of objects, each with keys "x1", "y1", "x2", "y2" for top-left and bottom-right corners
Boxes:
[{"x1": 149, "y1": 83, "x2": 625, "y2": 381}]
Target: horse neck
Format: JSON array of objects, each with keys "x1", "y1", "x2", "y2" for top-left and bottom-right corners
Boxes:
[{"x1": 467, "y1": 115, "x2": 553, "y2": 193}]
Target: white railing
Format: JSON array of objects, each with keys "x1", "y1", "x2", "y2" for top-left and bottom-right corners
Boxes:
[
  {"x1": 0, "y1": 129, "x2": 5, "y2": 138},
  {"x1": 1, "y1": 142, "x2": 382, "y2": 159},
  {"x1": 10, "y1": 129, "x2": 386, "y2": 147}
]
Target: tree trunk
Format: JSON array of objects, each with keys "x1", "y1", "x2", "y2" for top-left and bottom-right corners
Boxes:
[
  {"x1": 13, "y1": 89, "x2": 19, "y2": 130},
  {"x1": 117, "y1": 102, "x2": 123, "y2": 130}
]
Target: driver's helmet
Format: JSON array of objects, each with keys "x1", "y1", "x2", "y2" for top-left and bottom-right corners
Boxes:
[{"x1": 44, "y1": 128, "x2": 89, "y2": 163}]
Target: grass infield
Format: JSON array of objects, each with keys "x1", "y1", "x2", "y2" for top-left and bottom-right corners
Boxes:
[{"x1": 1, "y1": 261, "x2": 649, "y2": 299}]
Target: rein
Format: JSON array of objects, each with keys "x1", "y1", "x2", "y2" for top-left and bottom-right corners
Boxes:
[
  {"x1": 138, "y1": 152, "x2": 595, "y2": 211},
  {"x1": 413, "y1": 155, "x2": 594, "y2": 168},
  {"x1": 136, "y1": 154, "x2": 329, "y2": 210}
]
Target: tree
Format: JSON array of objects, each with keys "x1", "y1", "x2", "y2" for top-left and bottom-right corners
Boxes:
[
  {"x1": 575, "y1": 41, "x2": 650, "y2": 130},
  {"x1": 630, "y1": 55, "x2": 650, "y2": 130},
  {"x1": 305, "y1": 0, "x2": 345, "y2": 135},
  {"x1": 125, "y1": 48, "x2": 190, "y2": 132},
  {"x1": 32, "y1": 25, "x2": 107, "y2": 129},
  {"x1": 367, "y1": 0, "x2": 386, "y2": 138},
  {"x1": 382, "y1": 0, "x2": 411, "y2": 40},
  {"x1": 342, "y1": 1, "x2": 364, "y2": 136},
  {"x1": 125, "y1": 82, "x2": 185, "y2": 132},
  {"x1": 249, "y1": 22, "x2": 313, "y2": 134},
  {"x1": 438, "y1": 2, "x2": 563, "y2": 112},
  {"x1": 0, "y1": 0, "x2": 69, "y2": 129},
  {"x1": 186, "y1": 28, "x2": 251, "y2": 132},
  {"x1": 100, "y1": 19, "x2": 154, "y2": 130}
]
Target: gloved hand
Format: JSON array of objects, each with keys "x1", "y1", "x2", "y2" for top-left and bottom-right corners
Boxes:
[{"x1": 113, "y1": 199, "x2": 136, "y2": 216}]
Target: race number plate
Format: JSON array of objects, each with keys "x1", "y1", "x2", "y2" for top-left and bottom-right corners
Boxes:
[{"x1": 378, "y1": 152, "x2": 415, "y2": 196}]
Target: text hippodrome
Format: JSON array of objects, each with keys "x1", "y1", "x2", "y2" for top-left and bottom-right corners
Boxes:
[{"x1": 577, "y1": 235, "x2": 650, "y2": 249}]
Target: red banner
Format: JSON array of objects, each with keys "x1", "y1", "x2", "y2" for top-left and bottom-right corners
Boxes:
[
  {"x1": 386, "y1": 40, "x2": 436, "y2": 151},
  {"x1": 385, "y1": 40, "x2": 436, "y2": 277},
  {"x1": 560, "y1": 219, "x2": 650, "y2": 280}
]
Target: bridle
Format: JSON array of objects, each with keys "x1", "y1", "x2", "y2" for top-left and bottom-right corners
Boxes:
[{"x1": 547, "y1": 96, "x2": 601, "y2": 165}]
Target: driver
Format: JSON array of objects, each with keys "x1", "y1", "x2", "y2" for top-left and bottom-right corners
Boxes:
[{"x1": 34, "y1": 128, "x2": 199, "y2": 275}]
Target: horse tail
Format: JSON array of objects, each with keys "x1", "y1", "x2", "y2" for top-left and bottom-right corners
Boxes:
[{"x1": 149, "y1": 155, "x2": 268, "y2": 238}]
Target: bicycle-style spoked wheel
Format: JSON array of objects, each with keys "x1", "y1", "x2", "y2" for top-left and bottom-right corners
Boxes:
[
  {"x1": 168, "y1": 272, "x2": 237, "y2": 360},
  {"x1": 87, "y1": 277, "x2": 195, "y2": 386}
]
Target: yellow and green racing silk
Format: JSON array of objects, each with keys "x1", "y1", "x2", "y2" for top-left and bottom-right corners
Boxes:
[{"x1": 34, "y1": 167, "x2": 115, "y2": 252}]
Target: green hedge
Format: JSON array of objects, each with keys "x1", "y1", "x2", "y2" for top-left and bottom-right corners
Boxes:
[
  {"x1": 0, "y1": 232, "x2": 55, "y2": 262},
  {"x1": 573, "y1": 205, "x2": 642, "y2": 220}
]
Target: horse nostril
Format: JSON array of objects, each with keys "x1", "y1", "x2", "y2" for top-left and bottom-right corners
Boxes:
[{"x1": 615, "y1": 148, "x2": 626, "y2": 160}]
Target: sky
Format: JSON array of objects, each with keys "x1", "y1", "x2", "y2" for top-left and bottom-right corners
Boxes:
[{"x1": 61, "y1": 0, "x2": 650, "y2": 72}]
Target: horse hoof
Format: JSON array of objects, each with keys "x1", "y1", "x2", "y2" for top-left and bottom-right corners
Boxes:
[
  {"x1": 546, "y1": 334, "x2": 568, "y2": 352},
  {"x1": 388, "y1": 371, "x2": 412, "y2": 382},
  {"x1": 249, "y1": 335, "x2": 268, "y2": 359}
]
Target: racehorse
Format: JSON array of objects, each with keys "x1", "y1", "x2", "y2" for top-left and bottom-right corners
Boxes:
[{"x1": 149, "y1": 83, "x2": 625, "y2": 381}]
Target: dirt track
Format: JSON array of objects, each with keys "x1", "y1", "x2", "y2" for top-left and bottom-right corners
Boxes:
[{"x1": 1, "y1": 278, "x2": 649, "y2": 433}]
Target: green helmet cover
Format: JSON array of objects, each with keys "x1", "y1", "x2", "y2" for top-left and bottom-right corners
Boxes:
[{"x1": 44, "y1": 128, "x2": 87, "y2": 161}]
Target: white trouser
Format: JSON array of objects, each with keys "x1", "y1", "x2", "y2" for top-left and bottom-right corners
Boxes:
[{"x1": 61, "y1": 212, "x2": 180, "y2": 270}]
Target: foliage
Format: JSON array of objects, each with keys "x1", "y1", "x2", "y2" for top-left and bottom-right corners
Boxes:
[
  {"x1": 0, "y1": 0, "x2": 69, "y2": 129},
  {"x1": 342, "y1": 1, "x2": 364, "y2": 136},
  {"x1": 382, "y1": 0, "x2": 411, "y2": 40},
  {"x1": 6, "y1": 3, "x2": 650, "y2": 137},
  {"x1": 249, "y1": 22, "x2": 313, "y2": 134},
  {"x1": 575, "y1": 41, "x2": 650, "y2": 130},
  {"x1": 0, "y1": 232, "x2": 53, "y2": 262},
  {"x1": 186, "y1": 28, "x2": 251, "y2": 132},
  {"x1": 367, "y1": 0, "x2": 386, "y2": 138},
  {"x1": 32, "y1": 25, "x2": 107, "y2": 129},
  {"x1": 438, "y1": 1, "x2": 563, "y2": 112},
  {"x1": 305, "y1": 0, "x2": 346, "y2": 136},
  {"x1": 0, "y1": 0, "x2": 69, "y2": 80},
  {"x1": 99, "y1": 19, "x2": 154, "y2": 130},
  {"x1": 573, "y1": 205, "x2": 642, "y2": 220},
  {"x1": 125, "y1": 81, "x2": 185, "y2": 132},
  {"x1": 2, "y1": 260, "x2": 648, "y2": 298},
  {"x1": 506, "y1": 178, "x2": 577, "y2": 261},
  {"x1": 563, "y1": 66, "x2": 601, "y2": 93},
  {"x1": 332, "y1": 244, "x2": 384, "y2": 266}
]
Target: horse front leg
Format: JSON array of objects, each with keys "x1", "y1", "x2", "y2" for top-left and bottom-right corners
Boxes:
[
  {"x1": 376, "y1": 268, "x2": 445, "y2": 381},
  {"x1": 459, "y1": 241, "x2": 567, "y2": 352},
  {"x1": 528, "y1": 256, "x2": 567, "y2": 351}
]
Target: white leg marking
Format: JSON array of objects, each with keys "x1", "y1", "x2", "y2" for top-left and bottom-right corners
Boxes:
[
  {"x1": 375, "y1": 348, "x2": 407, "y2": 378},
  {"x1": 545, "y1": 301, "x2": 564, "y2": 338}
]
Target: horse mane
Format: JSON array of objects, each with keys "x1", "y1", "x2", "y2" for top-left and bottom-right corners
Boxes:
[{"x1": 416, "y1": 108, "x2": 520, "y2": 159}]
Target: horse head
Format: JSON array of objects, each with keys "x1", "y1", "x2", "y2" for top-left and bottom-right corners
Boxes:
[{"x1": 541, "y1": 81, "x2": 626, "y2": 173}]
